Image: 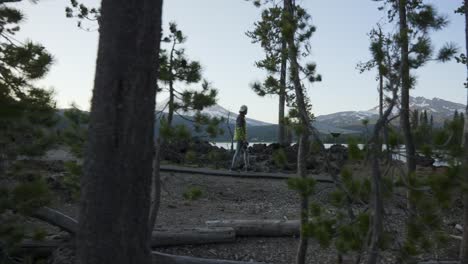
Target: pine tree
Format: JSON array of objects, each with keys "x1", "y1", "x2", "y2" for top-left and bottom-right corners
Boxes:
[
  {"x1": 247, "y1": 1, "x2": 316, "y2": 146},
  {"x1": 376, "y1": 0, "x2": 458, "y2": 208},
  {"x1": 65, "y1": 3, "x2": 224, "y2": 139},
  {"x1": 65, "y1": 0, "x2": 100, "y2": 31},
  {"x1": 158, "y1": 22, "x2": 218, "y2": 128},
  {"x1": 77, "y1": 1, "x2": 163, "y2": 264},
  {"x1": 282, "y1": 1, "x2": 321, "y2": 263},
  {"x1": 0, "y1": 0, "x2": 56, "y2": 259},
  {"x1": 393, "y1": 1, "x2": 456, "y2": 258},
  {"x1": 249, "y1": 1, "x2": 322, "y2": 263}
]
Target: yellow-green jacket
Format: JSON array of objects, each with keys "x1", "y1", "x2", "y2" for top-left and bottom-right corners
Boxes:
[{"x1": 233, "y1": 114, "x2": 247, "y2": 141}]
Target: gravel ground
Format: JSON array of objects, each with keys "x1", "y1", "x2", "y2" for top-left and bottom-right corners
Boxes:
[
  {"x1": 155, "y1": 172, "x2": 338, "y2": 264},
  {"x1": 9, "y1": 157, "x2": 463, "y2": 264}
]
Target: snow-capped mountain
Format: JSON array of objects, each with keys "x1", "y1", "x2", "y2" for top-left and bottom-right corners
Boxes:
[
  {"x1": 316, "y1": 96, "x2": 466, "y2": 128},
  {"x1": 155, "y1": 98, "x2": 272, "y2": 126},
  {"x1": 316, "y1": 110, "x2": 378, "y2": 127},
  {"x1": 156, "y1": 95, "x2": 465, "y2": 135}
]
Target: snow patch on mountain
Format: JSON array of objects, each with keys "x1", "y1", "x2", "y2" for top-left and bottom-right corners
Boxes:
[{"x1": 317, "y1": 96, "x2": 466, "y2": 128}]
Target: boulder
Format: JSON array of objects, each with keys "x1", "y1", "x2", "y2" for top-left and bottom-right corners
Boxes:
[{"x1": 415, "y1": 154, "x2": 435, "y2": 167}]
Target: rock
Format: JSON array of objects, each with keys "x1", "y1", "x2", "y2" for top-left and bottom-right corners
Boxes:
[{"x1": 415, "y1": 154, "x2": 435, "y2": 167}]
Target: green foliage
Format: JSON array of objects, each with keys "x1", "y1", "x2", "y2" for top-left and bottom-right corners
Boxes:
[
  {"x1": 420, "y1": 144, "x2": 432, "y2": 158},
  {"x1": 347, "y1": 138, "x2": 363, "y2": 160},
  {"x1": 305, "y1": 217, "x2": 335, "y2": 248},
  {"x1": 184, "y1": 150, "x2": 197, "y2": 164},
  {"x1": 0, "y1": 4, "x2": 57, "y2": 258},
  {"x1": 60, "y1": 105, "x2": 89, "y2": 158},
  {"x1": 11, "y1": 179, "x2": 51, "y2": 215},
  {"x1": 63, "y1": 161, "x2": 82, "y2": 201},
  {"x1": 207, "y1": 150, "x2": 223, "y2": 169},
  {"x1": 309, "y1": 140, "x2": 323, "y2": 154},
  {"x1": 193, "y1": 112, "x2": 225, "y2": 139},
  {"x1": 287, "y1": 177, "x2": 316, "y2": 198},
  {"x1": 272, "y1": 148, "x2": 287, "y2": 168},
  {"x1": 335, "y1": 212, "x2": 370, "y2": 253},
  {"x1": 388, "y1": 127, "x2": 401, "y2": 150},
  {"x1": 159, "y1": 118, "x2": 191, "y2": 141},
  {"x1": 65, "y1": 0, "x2": 100, "y2": 31},
  {"x1": 340, "y1": 168, "x2": 370, "y2": 202},
  {"x1": 247, "y1": 6, "x2": 290, "y2": 97},
  {"x1": 0, "y1": 168, "x2": 52, "y2": 257},
  {"x1": 329, "y1": 189, "x2": 346, "y2": 207},
  {"x1": 183, "y1": 186, "x2": 203, "y2": 201},
  {"x1": 65, "y1": 6, "x2": 223, "y2": 141}
]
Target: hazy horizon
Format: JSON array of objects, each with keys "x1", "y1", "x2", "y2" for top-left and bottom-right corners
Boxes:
[{"x1": 12, "y1": 0, "x2": 467, "y2": 123}]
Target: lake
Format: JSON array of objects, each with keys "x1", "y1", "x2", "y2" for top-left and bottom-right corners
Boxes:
[{"x1": 212, "y1": 142, "x2": 448, "y2": 167}]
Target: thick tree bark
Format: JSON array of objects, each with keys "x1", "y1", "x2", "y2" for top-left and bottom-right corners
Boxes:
[
  {"x1": 460, "y1": 1, "x2": 468, "y2": 263},
  {"x1": 206, "y1": 219, "x2": 300, "y2": 236},
  {"x1": 398, "y1": 0, "x2": 416, "y2": 179},
  {"x1": 77, "y1": 1, "x2": 163, "y2": 264},
  {"x1": 284, "y1": 1, "x2": 312, "y2": 264}
]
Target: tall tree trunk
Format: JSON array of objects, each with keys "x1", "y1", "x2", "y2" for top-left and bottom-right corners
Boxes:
[
  {"x1": 367, "y1": 151, "x2": 383, "y2": 264},
  {"x1": 380, "y1": 72, "x2": 390, "y2": 161},
  {"x1": 77, "y1": 1, "x2": 163, "y2": 264},
  {"x1": 460, "y1": 1, "x2": 468, "y2": 263},
  {"x1": 398, "y1": 0, "x2": 416, "y2": 178},
  {"x1": 284, "y1": 1, "x2": 311, "y2": 263},
  {"x1": 367, "y1": 88, "x2": 397, "y2": 264},
  {"x1": 278, "y1": 33, "x2": 287, "y2": 146},
  {"x1": 398, "y1": 0, "x2": 416, "y2": 216},
  {"x1": 167, "y1": 40, "x2": 177, "y2": 127},
  {"x1": 148, "y1": 139, "x2": 161, "y2": 232},
  {"x1": 367, "y1": 89, "x2": 398, "y2": 264},
  {"x1": 168, "y1": 82, "x2": 175, "y2": 126}
]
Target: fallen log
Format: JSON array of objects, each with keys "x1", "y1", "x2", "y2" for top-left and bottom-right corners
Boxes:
[
  {"x1": 416, "y1": 261, "x2": 459, "y2": 264},
  {"x1": 206, "y1": 219, "x2": 300, "y2": 237},
  {"x1": 32, "y1": 207, "x2": 78, "y2": 234},
  {"x1": 31, "y1": 207, "x2": 264, "y2": 263},
  {"x1": 152, "y1": 252, "x2": 263, "y2": 264},
  {"x1": 33, "y1": 208, "x2": 235, "y2": 247},
  {"x1": 151, "y1": 227, "x2": 235, "y2": 247},
  {"x1": 160, "y1": 165, "x2": 334, "y2": 183},
  {"x1": 15, "y1": 240, "x2": 73, "y2": 258},
  {"x1": 16, "y1": 240, "x2": 262, "y2": 264}
]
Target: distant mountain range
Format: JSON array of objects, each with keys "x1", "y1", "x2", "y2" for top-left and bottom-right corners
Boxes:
[
  {"x1": 156, "y1": 98, "x2": 271, "y2": 127},
  {"x1": 156, "y1": 96, "x2": 466, "y2": 140},
  {"x1": 315, "y1": 96, "x2": 465, "y2": 131}
]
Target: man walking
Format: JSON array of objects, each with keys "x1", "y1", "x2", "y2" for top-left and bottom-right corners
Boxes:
[{"x1": 231, "y1": 105, "x2": 249, "y2": 171}]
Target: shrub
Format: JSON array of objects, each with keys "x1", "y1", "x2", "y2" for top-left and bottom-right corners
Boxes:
[
  {"x1": 185, "y1": 150, "x2": 198, "y2": 164},
  {"x1": 272, "y1": 148, "x2": 287, "y2": 169},
  {"x1": 183, "y1": 186, "x2": 203, "y2": 201}
]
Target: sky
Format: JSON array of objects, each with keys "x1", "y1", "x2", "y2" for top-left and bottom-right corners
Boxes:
[{"x1": 13, "y1": 0, "x2": 467, "y2": 123}]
